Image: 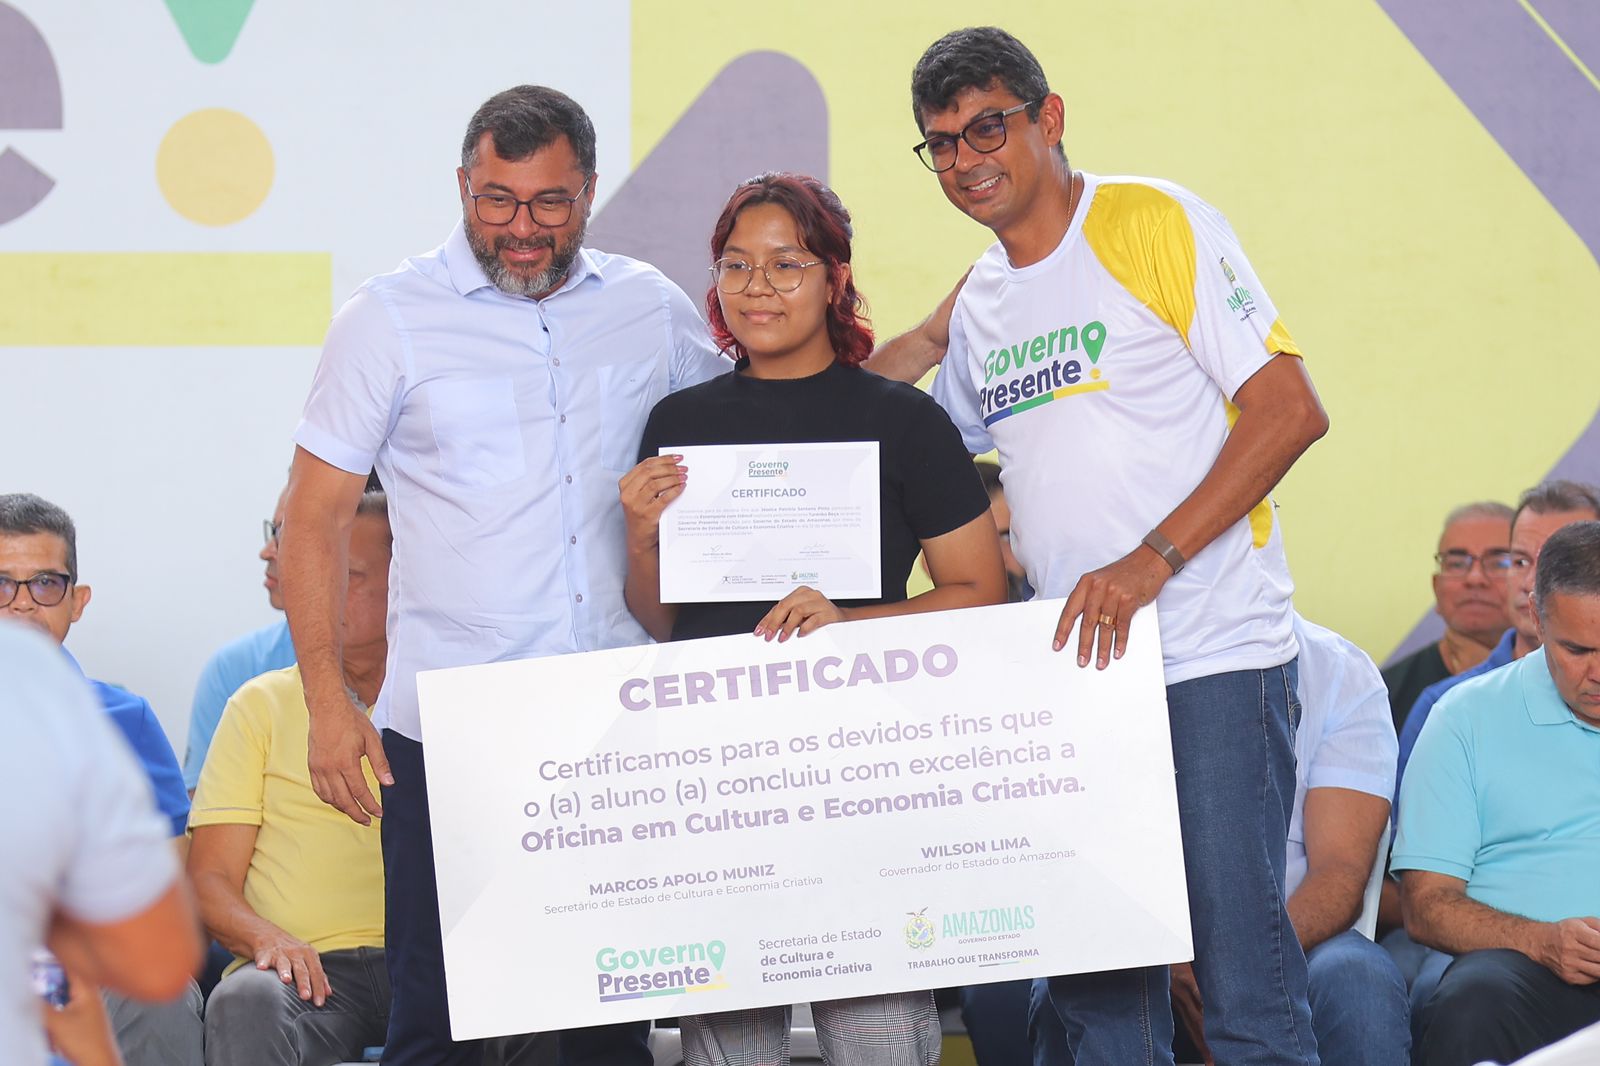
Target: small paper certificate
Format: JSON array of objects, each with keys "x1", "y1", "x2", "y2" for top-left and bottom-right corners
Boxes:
[{"x1": 657, "y1": 441, "x2": 881, "y2": 603}]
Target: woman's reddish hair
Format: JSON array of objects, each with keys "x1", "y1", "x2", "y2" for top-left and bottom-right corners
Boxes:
[{"x1": 705, "y1": 172, "x2": 874, "y2": 367}]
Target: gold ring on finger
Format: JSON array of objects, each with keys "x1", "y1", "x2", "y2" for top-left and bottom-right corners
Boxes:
[{"x1": 1098, "y1": 613, "x2": 1116, "y2": 627}]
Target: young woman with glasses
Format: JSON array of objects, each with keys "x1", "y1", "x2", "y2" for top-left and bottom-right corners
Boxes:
[{"x1": 618, "y1": 172, "x2": 1006, "y2": 1064}]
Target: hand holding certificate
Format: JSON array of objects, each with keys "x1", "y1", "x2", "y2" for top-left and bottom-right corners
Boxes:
[
  {"x1": 657, "y1": 442, "x2": 881, "y2": 603},
  {"x1": 418, "y1": 602, "x2": 1191, "y2": 1038}
]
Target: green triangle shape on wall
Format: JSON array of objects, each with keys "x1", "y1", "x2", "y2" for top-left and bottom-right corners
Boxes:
[{"x1": 162, "y1": 0, "x2": 257, "y2": 64}]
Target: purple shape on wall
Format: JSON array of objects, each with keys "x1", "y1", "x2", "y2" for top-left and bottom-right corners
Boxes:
[
  {"x1": 587, "y1": 51, "x2": 829, "y2": 304},
  {"x1": 0, "y1": 2, "x2": 62, "y2": 128},
  {"x1": 1377, "y1": 0, "x2": 1600, "y2": 662},
  {"x1": 1537, "y1": 0, "x2": 1600, "y2": 72},
  {"x1": 0, "y1": 147, "x2": 54, "y2": 224},
  {"x1": 0, "y1": 2, "x2": 62, "y2": 224}
]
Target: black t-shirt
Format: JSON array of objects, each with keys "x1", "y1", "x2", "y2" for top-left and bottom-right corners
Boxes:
[{"x1": 638, "y1": 360, "x2": 990, "y2": 642}]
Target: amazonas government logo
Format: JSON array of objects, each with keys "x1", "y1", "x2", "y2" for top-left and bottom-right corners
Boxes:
[
  {"x1": 904, "y1": 908, "x2": 936, "y2": 950},
  {"x1": 747, "y1": 461, "x2": 789, "y2": 478},
  {"x1": 595, "y1": 938, "x2": 729, "y2": 1003},
  {"x1": 1220, "y1": 257, "x2": 1257, "y2": 321},
  {"x1": 979, "y1": 319, "x2": 1110, "y2": 427}
]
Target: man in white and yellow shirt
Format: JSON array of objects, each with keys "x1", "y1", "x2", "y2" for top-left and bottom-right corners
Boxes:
[
  {"x1": 873, "y1": 27, "x2": 1331, "y2": 1066},
  {"x1": 188, "y1": 493, "x2": 392, "y2": 1066}
]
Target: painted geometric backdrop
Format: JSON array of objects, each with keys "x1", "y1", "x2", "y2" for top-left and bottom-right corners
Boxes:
[{"x1": 3, "y1": 1, "x2": 1597, "y2": 743}]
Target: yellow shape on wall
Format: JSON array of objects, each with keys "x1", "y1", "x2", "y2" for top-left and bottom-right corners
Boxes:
[
  {"x1": 630, "y1": 1, "x2": 1600, "y2": 663},
  {"x1": 156, "y1": 108, "x2": 275, "y2": 226},
  {"x1": 0, "y1": 253, "x2": 331, "y2": 346}
]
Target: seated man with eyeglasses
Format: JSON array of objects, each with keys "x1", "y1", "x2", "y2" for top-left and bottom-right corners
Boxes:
[
  {"x1": 182, "y1": 472, "x2": 381, "y2": 800},
  {"x1": 1383, "y1": 480, "x2": 1600, "y2": 1018},
  {"x1": 1394, "y1": 520, "x2": 1600, "y2": 1065},
  {"x1": 180, "y1": 484, "x2": 299, "y2": 798},
  {"x1": 1381, "y1": 501, "x2": 1513, "y2": 734},
  {"x1": 1394, "y1": 480, "x2": 1600, "y2": 809},
  {"x1": 0, "y1": 492, "x2": 202, "y2": 1066},
  {"x1": 189, "y1": 489, "x2": 403, "y2": 1066}
]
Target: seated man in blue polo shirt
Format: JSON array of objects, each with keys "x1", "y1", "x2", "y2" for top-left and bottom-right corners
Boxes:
[
  {"x1": 1395, "y1": 520, "x2": 1600, "y2": 1066},
  {"x1": 0, "y1": 492, "x2": 202, "y2": 1066},
  {"x1": 1381, "y1": 481, "x2": 1600, "y2": 950},
  {"x1": 1394, "y1": 479, "x2": 1600, "y2": 808}
]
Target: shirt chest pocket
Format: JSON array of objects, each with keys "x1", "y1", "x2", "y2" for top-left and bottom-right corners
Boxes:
[
  {"x1": 597, "y1": 361, "x2": 666, "y2": 474},
  {"x1": 429, "y1": 377, "x2": 527, "y2": 489}
]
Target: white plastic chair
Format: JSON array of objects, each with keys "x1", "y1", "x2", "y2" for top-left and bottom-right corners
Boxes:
[{"x1": 1356, "y1": 822, "x2": 1392, "y2": 941}]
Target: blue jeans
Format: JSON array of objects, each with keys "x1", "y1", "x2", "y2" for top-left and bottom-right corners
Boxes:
[
  {"x1": 381, "y1": 731, "x2": 641, "y2": 1066},
  {"x1": 1304, "y1": 930, "x2": 1409, "y2": 1066},
  {"x1": 1415, "y1": 949, "x2": 1600, "y2": 1066},
  {"x1": 1032, "y1": 937, "x2": 1401, "y2": 1066},
  {"x1": 1029, "y1": 976, "x2": 1066, "y2": 1065},
  {"x1": 1380, "y1": 927, "x2": 1453, "y2": 1046},
  {"x1": 959, "y1": 980, "x2": 1034, "y2": 1066},
  {"x1": 1047, "y1": 662, "x2": 1319, "y2": 1065}
]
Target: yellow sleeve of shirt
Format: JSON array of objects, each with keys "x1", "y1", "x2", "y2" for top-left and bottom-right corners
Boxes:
[
  {"x1": 189, "y1": 671, "x2": 277, "y2": 829},
  {"x1": 1083, "y1": 181, "x2": 1284, "y2": 549},
  {"x1": 1083, "y1": 181, "x2": 1300, "y2": 360},
  {"x1": 1083, "y1": 182, "x2": 1199, "y2": 347}
]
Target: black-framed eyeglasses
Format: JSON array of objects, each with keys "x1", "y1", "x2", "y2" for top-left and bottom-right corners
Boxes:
[
  {"x1": 913, "y1": 101, "x2": 1040, "y2": 173},
  {"x1": 1436, "y1": 549, "x2": 1520, "y2": 577},
  {"x1": 263, "y1": 519, "x2": 281, "y2": 547},
  {"x1": 710, "y1": 255, "x2": 823, "y2": 295},
  {"x1": 465, "y1": 176, "x2": 591, "y2": 227},
  {"x1": 0, "y1": 571, "x2": 72, "y2": 608}
]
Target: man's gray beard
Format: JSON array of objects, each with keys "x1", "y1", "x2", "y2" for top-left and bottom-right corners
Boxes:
[{"x1": 465, "y1": 215, "x2": 587, "y2": 298}]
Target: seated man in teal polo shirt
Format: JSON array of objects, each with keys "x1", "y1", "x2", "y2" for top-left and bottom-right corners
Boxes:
[{"x1": 1394, "y1": 519, "x2": 1600, "y2": 1066}]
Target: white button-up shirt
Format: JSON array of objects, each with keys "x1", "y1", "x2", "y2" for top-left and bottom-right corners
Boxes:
[
  {"x1": 295, "y1": 224, "x2": 729, "y2": 740},
  {"x1": 1286, "y1": 615, "x2": 1398, "y2": 898}
]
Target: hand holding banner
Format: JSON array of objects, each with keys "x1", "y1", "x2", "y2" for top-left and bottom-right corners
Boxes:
[{"x1": 417, "y1": 600, "x2": 1190, "y2": 1038}]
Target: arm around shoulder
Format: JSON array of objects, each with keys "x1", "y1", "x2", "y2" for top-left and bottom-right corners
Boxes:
[{"x1": 864, "y1": 270, "x2": 969, "y2": 384}]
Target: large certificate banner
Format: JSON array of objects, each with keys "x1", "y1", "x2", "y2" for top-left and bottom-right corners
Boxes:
[
  {"x1": 417, "y1": 601, "x2": 1191, "y2": 1039},
  {"x1": 656, "y1": 441, "x2": 881, "y2": 603}
]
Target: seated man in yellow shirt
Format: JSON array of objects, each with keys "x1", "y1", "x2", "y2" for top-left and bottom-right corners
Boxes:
[{"x1": 188, "y1": 490, "x2": 391, "y2": 1066}]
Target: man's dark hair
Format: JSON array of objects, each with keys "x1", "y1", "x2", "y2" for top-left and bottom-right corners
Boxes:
[
  {"x1": 911, "y1": 27, "x2": 1051, "y2": 133},
  {"x1": 461, "y1": 86, "x2": 597, "y2": 176},
  {"x1": 1512, "y1": 479, "x2": 1600, "y2": 533},
  {"x1": 1534, "y1": 520, "x2": 1600, "y2": 621},
  {"x1": 0, "y1": 493, "x2": 78, "y2": 582}
]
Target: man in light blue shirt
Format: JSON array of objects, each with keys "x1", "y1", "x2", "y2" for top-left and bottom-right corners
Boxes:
[
  {"x1": 1394, "y1": 521, "x2": 1600, "y2": 1066},
  {"x1": 1276, "y1": 616, "x2": 1408, "y2": 1066},
  {"x1": 1, "y1": 624, "x2": 201, "y2": 1066},
  {"x1": 1, "y1": 495, "x2": 203, "y2": 1066},
  {"x1": 182, "y1": 486, "x2": 297, "y2": 792},
  {"x1": 282, "y1": 85, "x2": 727, "y2": 1066},
  {"x1": 1393, "y1": 480, "x2": 1600, "y2": 816},
  {"x1": 1381, "y1": 481, "x2": 1600, "y2": 981}
]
